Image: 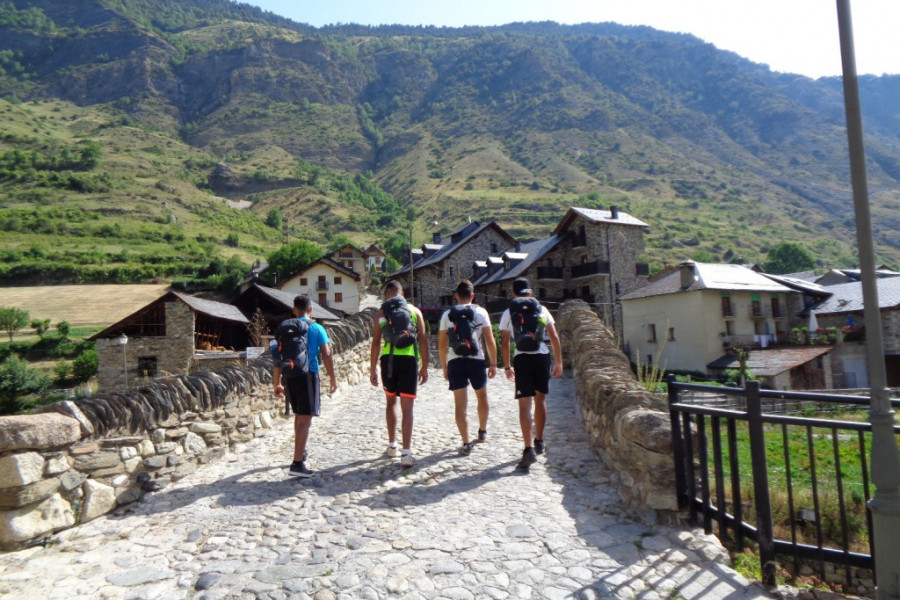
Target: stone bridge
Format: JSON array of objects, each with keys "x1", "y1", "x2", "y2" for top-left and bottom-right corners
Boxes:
[{"x1": 0, "y1": 302, "x2": 773, "y2": 599}]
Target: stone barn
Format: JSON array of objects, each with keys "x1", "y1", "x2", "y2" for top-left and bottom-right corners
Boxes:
[{"x1": 91, "y1": 291, "x2": 250, "y2": 390}]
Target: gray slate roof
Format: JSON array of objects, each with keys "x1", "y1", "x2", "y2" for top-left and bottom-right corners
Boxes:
[
  {"x1": 171, "y1": 291, "x2": 249, "y2": 323},
  {"x1": 620, "y1": 263, "x2": 791, "y2": 301},
  {"x1": 250, "y1": 284, "x2": 342, "y2": 321},
  {"x1": 473, "y1": 235, "x2": 565, "y2": 287},
  {"x1": 393, "y1": 221, "x2": 515, "y2": 276},
  {"x1": 555, "y1": 207, "x2": 649, "y2": 231},
  {"x1": 811, "y1": 277, "x2": 900, "y2": 315}
]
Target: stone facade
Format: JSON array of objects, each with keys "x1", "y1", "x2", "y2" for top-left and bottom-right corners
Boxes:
[
  {"x1": 396, "y1": 226, "x2": 516, "y2": 321},
  {"x1": 0, "y1": 309, "x2": 377, "y2": 549},
  {"x1": 557, "y1": 299, "x2": 678, "y2": 523},
  {"x1": 96, "y1": 301, "x2": 195, "y2": 390}
]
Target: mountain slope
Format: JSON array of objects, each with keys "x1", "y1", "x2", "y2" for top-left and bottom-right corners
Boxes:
[{"x1": 2, "y1": 0, "x2": 899, "y2": 281}]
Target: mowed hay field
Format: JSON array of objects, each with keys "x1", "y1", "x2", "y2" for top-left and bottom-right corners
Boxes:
[{"x1": 0, "y1": 284, "x2": 171, "y2": 335}]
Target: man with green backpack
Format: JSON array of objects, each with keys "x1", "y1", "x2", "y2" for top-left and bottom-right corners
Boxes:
[{"x1": 370, "y1": 280, "x2": 429, "y2": 468}]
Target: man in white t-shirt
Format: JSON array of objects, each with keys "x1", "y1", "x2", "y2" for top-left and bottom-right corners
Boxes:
[
  {"x1": 499, "y1": 277, "x2": 563, "y2": 471},
  {"x1": 438, "y1": 279, "x2": 498, "y2": 456}
]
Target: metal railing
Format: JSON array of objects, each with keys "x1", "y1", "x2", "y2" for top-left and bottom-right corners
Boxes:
[
  {"x1": 571, "y1": 260, "x2": 610, "y2": 278},
  {"x1": 667, "y1": 375, "x2": 900, "y2": 588},
  {"x1": 536, "y1": 266, "x2": 564, "y2": 280}
]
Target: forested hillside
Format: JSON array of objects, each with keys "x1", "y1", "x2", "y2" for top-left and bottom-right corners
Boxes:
[{"x1": 2, "y1": 0, "x2": 899, "y2": 285}]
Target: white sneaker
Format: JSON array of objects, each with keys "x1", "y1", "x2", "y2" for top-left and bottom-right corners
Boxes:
[
  {"x1": 400, "y1": 453, "x2": 415, "y2": 468},
  {"x1": 385, "y1": 445, "x2": 401, "y2": 458}
]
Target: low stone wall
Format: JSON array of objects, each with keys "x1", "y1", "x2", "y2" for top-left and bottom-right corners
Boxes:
[
  {"x1": 557, "y1": 300, "x2": 678, "y2": 523},
  {"x1": 0, "y1": 309, "x2": 377, "y2": 550}
]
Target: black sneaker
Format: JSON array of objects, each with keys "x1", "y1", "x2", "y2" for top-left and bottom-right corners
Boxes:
[
  {"x1": 517, "y1": 447, "x2": 538, "y2": 470},
  {"x1": 289, "y1": 461, "x2": 314, "y2": 478},
  {"x1": 458, "y1": 441, "x2": 475, "y2": 456},
  {"x1": 477, "y1": 429, "x2": 487, "y2": 443},
  {"x1": 534, "y1": 439, "x2": 545, "y2": 455}
]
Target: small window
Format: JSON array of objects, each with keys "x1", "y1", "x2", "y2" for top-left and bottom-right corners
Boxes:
[
  {"x1": 300, "y1": 277, "x2": 308, "y2": 286},
  {"x1": 334, "y1": 292, "x2": 343, "y2": 303},
  {"x1": 138, "y1": 356, "x2": 158, "y2": 378},
  {"x1": 667, "y1": 327, "x2": 675, "y2": 341},
  {"x1": 335, "y1": 276, "x2": 342, "y2": 285},
  {"x1": 490, "y1": 243, "x2": 498, "y2": 254},
  {"x1": 648, "y1": 324, "x2": 657, "y2": 343},
  {"x1": 615, "y1": 282, "x2": 621, "y2": 295}
]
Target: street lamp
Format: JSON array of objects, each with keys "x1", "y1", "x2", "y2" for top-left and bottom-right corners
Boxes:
[
  {"x1": 836, "y1": 2, "x2": 900, "y2": 597},
  {"x1": 117, "y1": 332, "x2": 128, "y2": 389}
]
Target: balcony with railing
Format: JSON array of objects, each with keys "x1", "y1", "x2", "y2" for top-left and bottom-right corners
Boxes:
[
  {"x1": 571, "y1": 260, "x2": 610, "y2": 279},
  {"x1": 316, "y1": 281, "x2": 329, "y2": 290},
  {"x1": 749, "y1": 306, "x2": 769, "y2": 319},
  {"x1": 536, "y1": 265, "x2": 564, "y2": 280}
]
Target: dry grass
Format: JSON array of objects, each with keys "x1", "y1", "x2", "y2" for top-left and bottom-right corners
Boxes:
[{"x1": 0, "y1": 284, "x2": 171, "y2": 329}]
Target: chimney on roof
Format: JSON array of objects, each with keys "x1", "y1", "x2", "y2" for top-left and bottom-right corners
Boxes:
[
  {"x1": 433, "y1": 232, "x2": 441, "y2": 244},
  {"x1": 679, "y1": 261, "x2": 696, "y2": 289},
  {"x1": 610, "y1": 205, "x2": 619, "y2": 219},
  {"x1": 515, "y1": 242, "x2": 521, "y2": 252}
]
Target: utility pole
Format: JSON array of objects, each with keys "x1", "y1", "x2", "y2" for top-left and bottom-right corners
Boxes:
[{"x1": 836, "y1": 2, "x2": 900, "y2": 597}]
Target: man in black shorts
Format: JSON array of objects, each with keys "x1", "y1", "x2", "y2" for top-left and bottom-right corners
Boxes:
[
  {"x1": 273, "y1": 295, "x2": 337, "y2": 477},
  {"x1": 499, "y1": 278, "x2": 563, "y2": 470},
  {"x1": 369, "y1": 281, "x2": 429, "y2": 467}
]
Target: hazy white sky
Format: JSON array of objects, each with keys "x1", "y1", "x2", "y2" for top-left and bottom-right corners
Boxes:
[{"x1": 242, "y1": 0, "x2": 898, "y2": 79}]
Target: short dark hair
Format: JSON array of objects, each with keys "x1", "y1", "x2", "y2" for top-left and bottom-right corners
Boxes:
[
  {"x1": 384, "y1": 280, "x2": 403, "y2": 296},
  {"x1": 512, "y1": 277, "x2": 532, "y2": 296},
  {"x1": 455, "y1": 279, "x2": 474, "y2": 300},
  {"x1": 294, "y1": 294, "x2": 312, "y2": 313}
]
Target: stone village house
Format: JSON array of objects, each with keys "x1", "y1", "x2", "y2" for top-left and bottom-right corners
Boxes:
[
  {"x1": 472, "y1": 206, "x2": 650, "y2": 336},
  {"x1": 390, "y1": 221, "x2": 518, "y2": 322},
  {"x1": 92, "y1": 291, "x2": 250, "y2": 390}
]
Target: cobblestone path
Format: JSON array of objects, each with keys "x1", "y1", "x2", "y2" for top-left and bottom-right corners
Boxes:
[{"x1": 0, "y1": 370, "x2": 770, "y2": 600}]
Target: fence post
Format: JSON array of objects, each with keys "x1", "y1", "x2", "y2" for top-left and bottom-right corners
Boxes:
[
  {"x1": 747, "y1": 380, "x2": 777, "y2": 589},
  {"x1": 667, "y1": 374, "x2": 688, "y2": 509}
]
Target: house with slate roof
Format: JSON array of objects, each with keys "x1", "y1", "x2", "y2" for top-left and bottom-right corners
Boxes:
[
  {"x1": 91, "y1": 291, "x2": 251, "y2": 390},
  {"x1": 280, "y1": 256, "x2": 362, "y2": 315},
  {"x1": 390, "y1": 221, "x2": 517, "y2": 322},
  {"x1": 809, "y1": 276, "x2": 900, "y2": 387},
  {"x1": 471, "y1": 206, "x2": 649, "y2": 336},
  {"x1": 619, "y1": 261, "x2": 832, "y2": 388},
  {"x1": 233, "y1": 283, "x2": 342, "y2": 330}
]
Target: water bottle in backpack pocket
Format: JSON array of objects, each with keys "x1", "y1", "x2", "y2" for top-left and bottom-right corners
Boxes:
[
  {"x1": 509, "y1": 297, "x2": 544, "y2": 352},
  {"x1": 448, "y1": 305, "x2": 479, "y2": 357}
]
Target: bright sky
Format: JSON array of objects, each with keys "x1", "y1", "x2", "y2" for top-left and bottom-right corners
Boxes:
[{"x1": 242, "y1": 0, "x2": 898, "y2": 79}]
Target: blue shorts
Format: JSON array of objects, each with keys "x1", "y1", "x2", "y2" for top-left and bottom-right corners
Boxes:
[{"x1": 447, "y1": 358, "x2": 488, "y2": 392}]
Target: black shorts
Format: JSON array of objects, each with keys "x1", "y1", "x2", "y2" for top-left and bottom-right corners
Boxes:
[
  {"x1": 513, "y1": 353, "x2": 551, "y2": 399},
  {"x1": 380, "y1": 354, "x2": 418, "y2": 399},
  {"x1": 447, "y1": 358, "x2": 487, "y2": 391},
  {"x1": 285, "y1": 371, "x2": 320, "y2": 416}
]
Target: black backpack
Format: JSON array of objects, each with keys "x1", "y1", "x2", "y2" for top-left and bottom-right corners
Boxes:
[
  {"x1": 274, "y1": 317, "x2": 309, "y2": 379},
  {"x1": 381, "y1": 296, "x2": 416, "y2": 349},
  {"x1": 509, "y1": 297, "x2": 544, "y2": 352},
  {"x1": 448, "y1": 305, "x2": 479, "y2": 357}
]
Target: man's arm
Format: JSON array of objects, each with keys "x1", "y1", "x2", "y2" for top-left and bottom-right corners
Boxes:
[
  {"x1": 501, "y1": 330, "x2": 514, "y2": 381},
  {"x1": 482, "y1": 324, "x2": 497, "y2": 380},
  {"x1": 414, "y1": 307, "x2": 429, "y2": 384},
  {"x1": 319, "y1": 342, "x2": 338, "y2": 394},
  {"x1": 547, "y1": 322, "x2": 563, "y2": 378},
  {"x1": 369, "y1": 311, "x2": 382, "y2": 387},
  {"x1": 273, "y1": 365, "x2": 283, "y2": 396},
  {"x1": 438, "y1": 329, "x2": 449, "y2": 380}
]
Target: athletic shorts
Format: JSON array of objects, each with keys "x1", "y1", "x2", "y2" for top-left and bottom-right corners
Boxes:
[
  {"x1": 447, "y1": 358, "x2": 487, "y2": 392},
  {"x1": 380, "y1": 354, "x2": 418, "y2": 399},
  {"x1": 512, "y1": 353, "x2": 551, "y2": 399},
  {"x1": 285, "y1": 371, "x2": 320, "y2": 416}
]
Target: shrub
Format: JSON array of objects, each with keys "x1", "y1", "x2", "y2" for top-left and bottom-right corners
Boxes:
[{"x1": 72, "y1": 348, "x2": 98, "y2": 382}]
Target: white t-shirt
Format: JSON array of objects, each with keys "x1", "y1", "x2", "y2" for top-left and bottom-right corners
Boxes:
[
  {"x1": 499, "y1": 302, "x2": 554, "y2": 356},
  {"x1": 439, "y1": 304, "x2": 492, "y2": 361}
]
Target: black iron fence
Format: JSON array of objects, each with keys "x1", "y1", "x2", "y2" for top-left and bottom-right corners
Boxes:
[{"x1": 667, "y1": 375, "x2": 900, "y2": 589}]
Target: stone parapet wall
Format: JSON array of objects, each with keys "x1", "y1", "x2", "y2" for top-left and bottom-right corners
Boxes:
[
  {"x1": 557, "y1": 300, "x2": 678, "y2": 523},
  {"x1": 0, "y1": 309, "x2": 378, "y2": 550}
]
